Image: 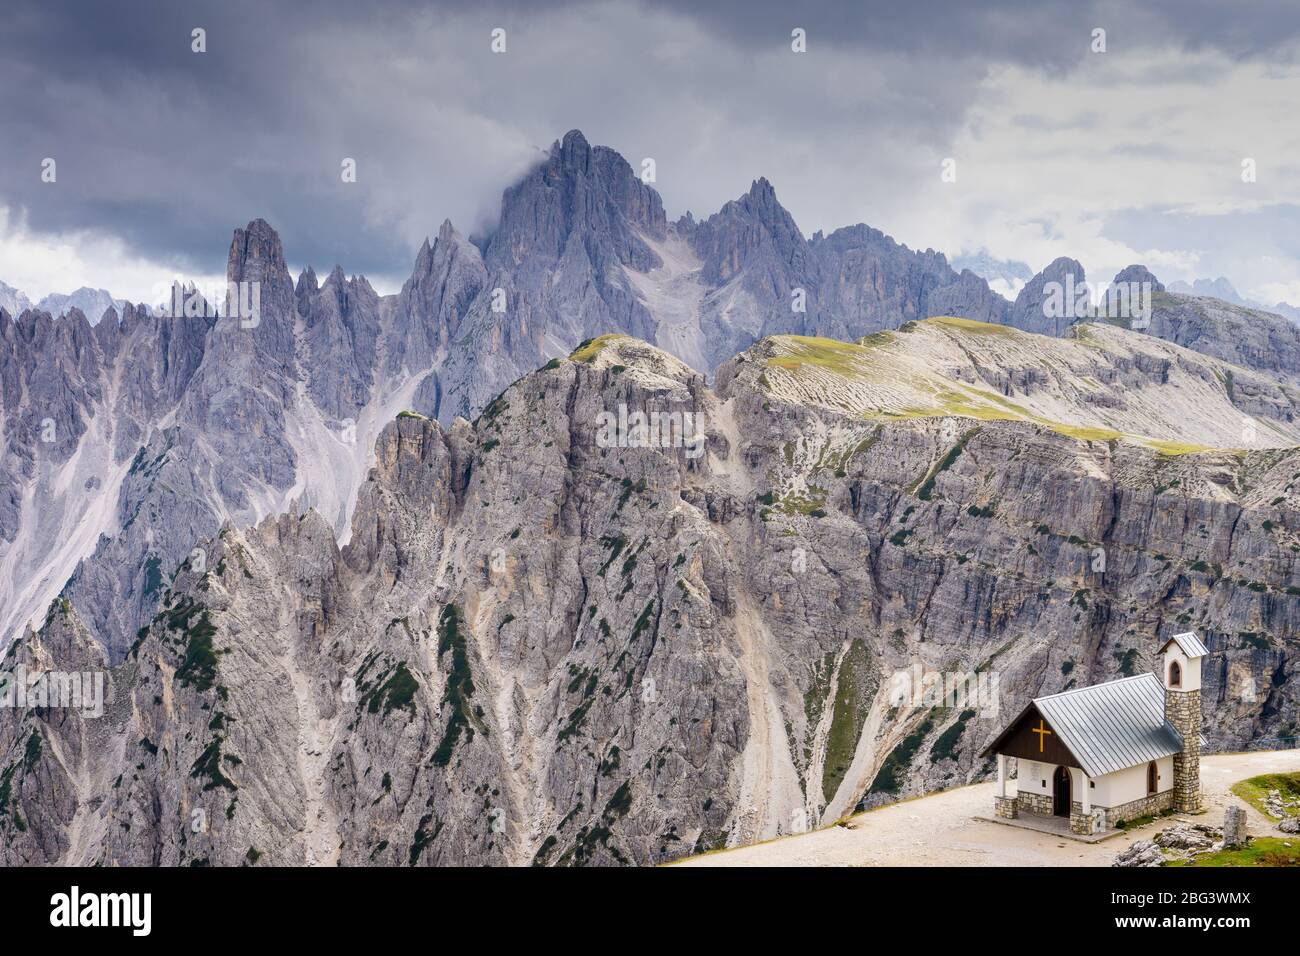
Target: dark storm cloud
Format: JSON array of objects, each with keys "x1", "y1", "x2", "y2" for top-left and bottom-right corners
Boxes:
[
  {"x1": 1, "y1": 0, "x2": 1298, "y2": 286},
  {"x1": 0, "y1": 1, "x2": 858, "y2": 276},
  {"x1": 0, "y1": 0, "x2": 538, "y2": 279}
]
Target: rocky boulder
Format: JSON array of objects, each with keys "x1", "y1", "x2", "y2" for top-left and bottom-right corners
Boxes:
[{"x1": 1113, "y1": 840, "x2": 1164, "y2": 867}]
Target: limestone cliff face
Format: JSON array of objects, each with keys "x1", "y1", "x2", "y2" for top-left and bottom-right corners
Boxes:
[{"x1": 2, "y1": 322, "x2": 1295, "y2": 866}]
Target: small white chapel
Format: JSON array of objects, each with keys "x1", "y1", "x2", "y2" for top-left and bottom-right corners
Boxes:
[{"x1": 980, "y1": 632, "x2": 1206, "y2": 835}]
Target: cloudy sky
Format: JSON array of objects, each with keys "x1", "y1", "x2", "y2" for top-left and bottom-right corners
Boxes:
[{"x1": 2, "y1": 0, "x2": 1299, "y2": 307}]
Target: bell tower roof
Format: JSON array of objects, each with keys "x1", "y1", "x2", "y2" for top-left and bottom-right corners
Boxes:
[{"x1": 1158, "y1": 632, "x2": 1208, "y2": 659}]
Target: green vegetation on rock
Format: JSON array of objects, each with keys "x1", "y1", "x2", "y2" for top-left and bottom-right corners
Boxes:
[
  {"x1": 821, "y1": 640, "x2": 878, "y2": 803},
  {"x1": 1230, "y1": 771, "x2": 1300, "y2": 820},
  {"x1": 431, "y1": 605, "x2": 480, "y2": 766},
  {"x1": 870, "y1": 713, "x2": 935, "y2": 795}
]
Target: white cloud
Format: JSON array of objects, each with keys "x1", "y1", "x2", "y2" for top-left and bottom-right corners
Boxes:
[
  {"x1": 0, "y1": 207, "x2": 411, "y2": 308},
  {"x1": 891, "y1": 43, "x2": 1300, "y2": 286},
  {"x1": 1255, "y1": 280, "x2": 1300, "y2": 306},
  {"x1": 0, "y1": 207, "x2": 225, "y2": 307},
  {"x1": 987, "y1": 278, "x2": 1026, "y2": 300}
]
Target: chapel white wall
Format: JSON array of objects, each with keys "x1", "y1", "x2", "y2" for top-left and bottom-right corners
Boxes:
[
  {"x1": 1084, "y1": 756, "x2": 1173, "y2": 807},
  {"x1": 1011, "y1": 759, "x2": 1052, "y2": 796},
  {"x1": 1013, "y1": 757, "x2": 1173, "y2": 806}
]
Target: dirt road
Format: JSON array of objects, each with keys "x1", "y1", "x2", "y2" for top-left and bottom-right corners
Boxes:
[{"x1": 674, "y1": 749, "x2": 1300, "y2": 867}]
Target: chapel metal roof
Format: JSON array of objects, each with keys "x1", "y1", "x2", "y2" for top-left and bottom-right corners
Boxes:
[
  {"x1": 1158, "y1": 631, "x2": 1209, "y2": 659},
  {"x1": 1030, "y1": 673, "x2": 1186, "y2": 778}
]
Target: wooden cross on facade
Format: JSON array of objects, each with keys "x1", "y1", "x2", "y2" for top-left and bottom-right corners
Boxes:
[{"x1": 1032, "y1": 718, "x2": 1052, "y2": 753}]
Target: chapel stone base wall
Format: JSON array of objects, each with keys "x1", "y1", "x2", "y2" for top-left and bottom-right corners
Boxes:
[
  {"x1": 1098, "y1": 789, "x2": 1174, "y2": 830},
  {"x1": 1016, "y1": 791, "x2": 1053, "y2": 816},
  {"x1": 1069, "y1": 803, "x2": 1096, "y2": 835},
  {"x1": 1011, "y1": 789, "x2": 1175, "y2": 833}
]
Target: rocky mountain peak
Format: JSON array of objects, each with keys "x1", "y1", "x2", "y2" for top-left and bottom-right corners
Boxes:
[
  {"x1": 1168, "y1": 276, "x2": 1244, "y2": 304},
  {"x1": 1112, "y1": 264, "x2": 1164, "y2": 292},
  {"x1": 296, "y1": 266, "x2": 319, "y2": 296},
  {"x1": 688, "y1": 176, "x2": 807, "y2": 290},
  {"x1": 555, "y1": 128, "x2": 592, "y2": 170},
  {"x1": 406, "y1": 218, "x2": 485, "y2": 298},
  {"x1": 1041, "y1": 256, "x2": 1087, "y2": 283},
  {"x1": 217, "y1": 218, "x2": 297, "y2": 358},
  {"x1": 228, "y1": 218, "x2": 289, "y2": 287},
  {"x1": 1007, "y1": 257, "x2": 1088, "y2": 336},
  {"x1": 733, "y1": 176, "x2": 803, "y2": 248},
  {"x1": 388, "y1": 215, "x2": 489, "y2": 381},
  {"x1": 30, "y1": 287, "x2": 125, "y2": 326},
  {"x1": 569, "y1": 333, "x2": 703, "y2": 390},
  {"x1": 743, "y1": 176, "x2": 778, "y2": 209},
  {"x1": 487, "y1": 128, "x2": 666, "y2": 271},
  {"x1": 0, "y1": 280, "x2": 32, "y2": 317}
]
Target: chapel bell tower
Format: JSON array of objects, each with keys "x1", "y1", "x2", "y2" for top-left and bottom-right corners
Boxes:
[{"x1": 1159, "y1": 632, "x2": 1205, "y2": 812}]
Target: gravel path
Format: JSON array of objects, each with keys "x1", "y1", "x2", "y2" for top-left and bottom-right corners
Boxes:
[{"x1": 674, "y1": 749, "x2": 1300, "y2": 867}]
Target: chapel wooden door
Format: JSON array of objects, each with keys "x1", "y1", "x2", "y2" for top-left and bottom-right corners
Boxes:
[{"x1": 1053, "y1": 765, "x2": 1071, "y2": 817}]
